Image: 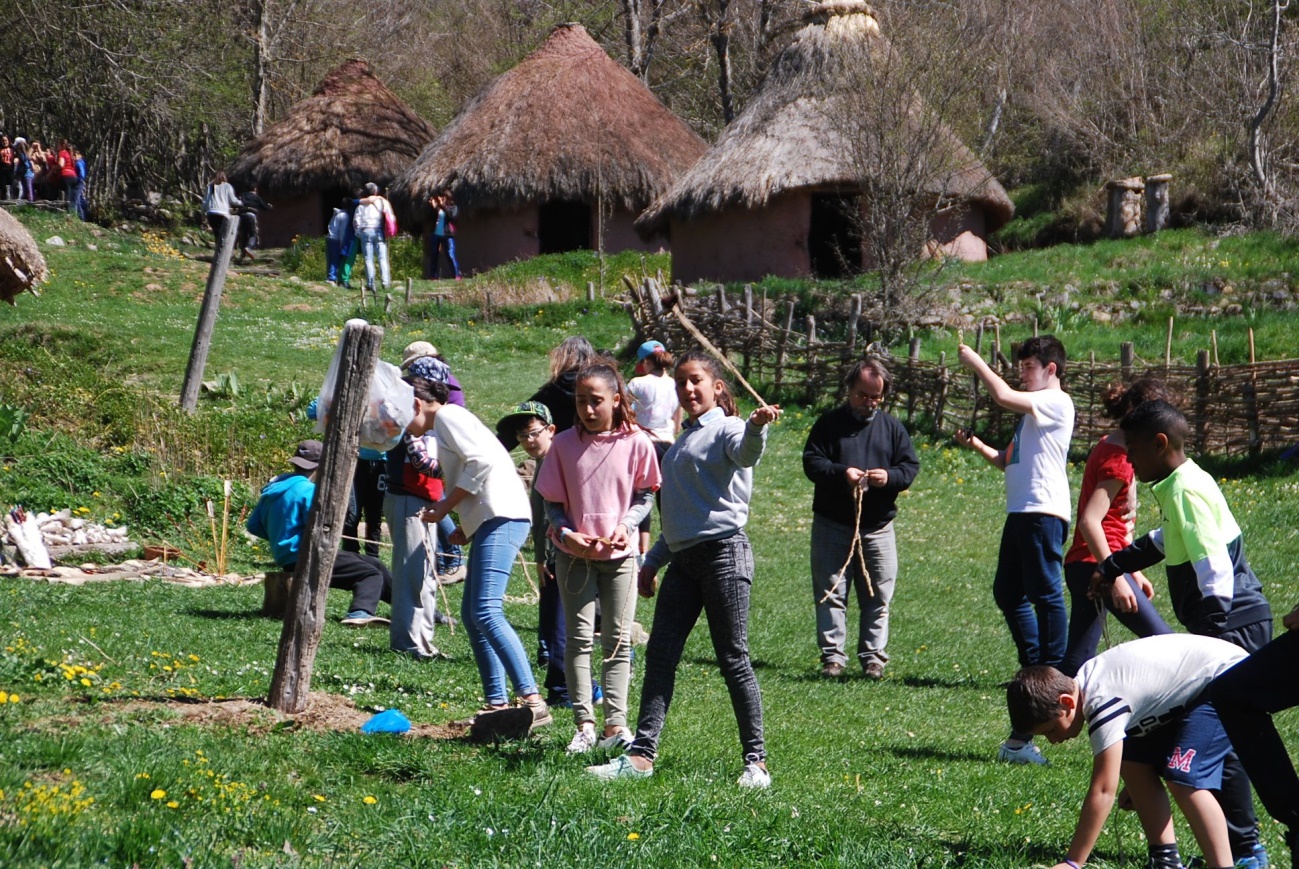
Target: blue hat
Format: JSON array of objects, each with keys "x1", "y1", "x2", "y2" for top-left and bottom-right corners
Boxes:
[{"x1": 637, "y1": 340, "x2": 666, "y2": 361}]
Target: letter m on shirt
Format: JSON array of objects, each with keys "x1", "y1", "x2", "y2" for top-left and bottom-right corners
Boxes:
[{"x1": 1167, "y1": 747, "x2": 1197, "y2": 773}]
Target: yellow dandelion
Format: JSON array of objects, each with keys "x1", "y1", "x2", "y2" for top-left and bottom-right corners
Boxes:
[
  {"x1": 166, "y1": 800, "x2": 179, "y2": 809},
  {"x1": 150, "y1": 788, "x2": 167, "y2": 800},
  {"x1": 7, "y1": 693, "x2": 18, "y2": 703},
  {"x1": 362, "y1": 795, "x2": 377, "y2": 805},
  {"x1": 628, "y1": 833, "x2": 640, "y2": 841},
  {"x1": 313, "y1": 794, "x2": 326, "y2": 802}
]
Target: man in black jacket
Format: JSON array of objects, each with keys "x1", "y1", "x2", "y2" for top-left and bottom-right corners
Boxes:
[{"x1": 803, "y1": 358, "x2": 919, "y2": 680}]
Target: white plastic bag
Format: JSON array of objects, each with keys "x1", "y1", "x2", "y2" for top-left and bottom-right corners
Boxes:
[{"x1": 315, "y1": 323, "x2": 415, "y2": 453}]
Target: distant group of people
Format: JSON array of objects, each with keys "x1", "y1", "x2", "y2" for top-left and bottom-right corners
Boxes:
[
  {"x1": 0, "y1": 134, "x2": 87, "y2": 218},
  {"x1": 325, "y1": 183, "x2": 399, "y2": 294},
  {"x1": 203, "y1": 172, "x2": 271, "y2": 263}
]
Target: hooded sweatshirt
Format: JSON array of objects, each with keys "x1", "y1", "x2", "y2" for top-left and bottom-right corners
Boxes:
[{"x1": 246, "y1": 472, "x2": 314, "y2": 567}]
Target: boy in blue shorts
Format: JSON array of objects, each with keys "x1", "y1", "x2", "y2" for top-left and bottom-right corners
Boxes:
[
  {"x1": 958, "y1": 335, "x2": 1074, "y2": 764},
  {"x1": 1009, "y1": 634, "x2": 1248, "y2": 869}
]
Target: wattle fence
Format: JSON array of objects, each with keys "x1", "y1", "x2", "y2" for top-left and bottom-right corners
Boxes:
[{"x1": 623, "y1": 276, "x2": 1299, "y2": 457}]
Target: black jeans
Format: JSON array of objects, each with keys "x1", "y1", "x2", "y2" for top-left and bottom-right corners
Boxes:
[
  {"x1": 343, "y1": 458, "x2": 386, "y2": 558},
  {"x1": 1210, "y1": 629, "x2": 1299, "y2": 831},
  {"x1": 1060, "y1": 561, "x2": 1173, "y2": 677},
  {"x1": 288, "y1": 550, "x2": 393, "y2": 616},
  {"x1": 630, "y1": 532, "x2": 765, "y2": 766},
  {"x1": 1211, "y1": 619, "x2": 1274, "y2": 859}
]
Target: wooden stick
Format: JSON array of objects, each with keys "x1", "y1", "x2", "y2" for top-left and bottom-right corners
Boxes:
[
  {"x1": 668, "y1": 303, "x2": 773, "y2": 409},
  {"x1": 1165, "y1": 316, "x2": 1174, "y2": 366}
]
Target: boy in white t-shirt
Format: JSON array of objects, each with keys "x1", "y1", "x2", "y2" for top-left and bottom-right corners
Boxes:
[
  {"x1": 957, "y1": 335, "x2": 1075, "y2": 764},
  {"x1": 1008, "y1": 634, "x2": 1248, "y2": 869}
]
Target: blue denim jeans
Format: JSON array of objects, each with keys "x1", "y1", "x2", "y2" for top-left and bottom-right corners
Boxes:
[
  {"x1": 993, "y1": 512, "x2": 1068, "y2": 669},
  {"x1": 462, "y1": 517, "x2": 537, "y2": 705},
  {"x1": 358, "y1": 228, "x2": 389, "y2": 291}
]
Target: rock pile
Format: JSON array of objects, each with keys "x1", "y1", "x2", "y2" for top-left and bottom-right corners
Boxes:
[{"x1": 31, "y1": 509, "x2": 132, "y2": 548}]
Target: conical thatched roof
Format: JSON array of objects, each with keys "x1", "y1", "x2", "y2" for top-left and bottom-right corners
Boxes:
[
  {"x1": 637, "y1": 1, "x2": 1013, "y2": 234},
  {"x1": 390, "y1": 23, "x2": 707, "y2": 214},
  {"x1": 228, "y1": 59, "x2": 436, "y2": 196},
  {"x1": 0, "y1": 208, "x2": 48, "y2": 305}
]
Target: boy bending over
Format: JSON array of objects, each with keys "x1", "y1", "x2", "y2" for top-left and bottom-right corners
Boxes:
[{"x1": 1008, "y1": 634, "x2": 1247, "y2": 869}]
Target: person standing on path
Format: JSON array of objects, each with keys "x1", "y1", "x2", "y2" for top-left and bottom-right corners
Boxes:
[{"x1": 802, "y1": 358, "x2": 919, "y2": 681}]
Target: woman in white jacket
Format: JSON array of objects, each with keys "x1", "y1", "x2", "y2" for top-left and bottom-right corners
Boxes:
[{"x1": 352, "y1": 182, "x2": 393, "y2": 294}]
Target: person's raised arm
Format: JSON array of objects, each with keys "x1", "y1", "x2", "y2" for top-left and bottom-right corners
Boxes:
[
  {"x1": 955, "y1": 427, "x2": 1008, "y2": 470},
  {"x1": 958, "y1": 344, "x2": 1037, "y2": 415}
]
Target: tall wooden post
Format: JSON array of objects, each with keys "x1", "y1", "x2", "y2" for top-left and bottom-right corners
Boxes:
[
  {"x1": 848, "y1": 294, "x2": 862, "y2": 355},
  {"x1": 906, "y1": 337, "x2": 921, "y2": 424},
  {"x1": 268, "y1": 320, "x2": 384, "y2": 714},
  {"x1": 934, "y1": 352, "x2": 949, "y2": 436},
  {"x1": 1120, "y1": 342, "x2": 1135, "y2": 382},
  {"x1": 774, "y1": 300, "x2": 795, "y2": 396},
  {"x1": 1194, "y1": 349, "x2": 1212, "y2": 455},
  {"x1": 179, "y1": 217, "x2": 239, "y2": 412}
]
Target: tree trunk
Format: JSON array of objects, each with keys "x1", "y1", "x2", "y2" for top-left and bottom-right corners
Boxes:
[
  {"x1": 267, "y1": 320, "x2": 384, "y2": 714},
  {"x1": 708, "y1": 0, "x2": 735, "y2": 124},
  {"x1": 251, "y1": 0, "x2": 272, "y2": 137}
]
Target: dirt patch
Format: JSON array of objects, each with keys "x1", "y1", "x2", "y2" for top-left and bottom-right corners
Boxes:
[
  {"x1": 281, "y1": 303, "x2": 313, "y2": 312},
  {"x1": 37, "y1": 692, "x2": 466, "y2": 739}
]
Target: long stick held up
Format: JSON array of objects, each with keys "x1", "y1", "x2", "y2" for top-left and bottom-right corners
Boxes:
[{"x1": 664, "y1": 293, "x2": 773, "y2": 409}]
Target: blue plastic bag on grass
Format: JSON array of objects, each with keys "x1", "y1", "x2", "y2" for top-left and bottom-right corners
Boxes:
[{"x1": 361, "y1": 709, "x2": 411, "y2": 735}]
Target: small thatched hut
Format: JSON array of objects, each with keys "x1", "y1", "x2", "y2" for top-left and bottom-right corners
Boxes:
[
  {"x1": 0, "y1": 207, "x2": 48, "y2": 305},
  {"x1": 637, "y1": 0, "x2": 1014, "y2": 284},
  {"x1": 228, "y1": 59, "x2": 436, "y2": 249},
  {"x1": 390, "y1": 23, "x2": 708, "y2": 278}
]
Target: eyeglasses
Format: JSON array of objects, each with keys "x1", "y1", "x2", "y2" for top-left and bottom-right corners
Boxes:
[{"x1": 517, "y1": 427, "x2": 548, "y2": 442}]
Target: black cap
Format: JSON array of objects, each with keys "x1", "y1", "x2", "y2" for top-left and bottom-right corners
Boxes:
[{"x1": 288, "y1": 440, "x2": 323, "y2": 471}]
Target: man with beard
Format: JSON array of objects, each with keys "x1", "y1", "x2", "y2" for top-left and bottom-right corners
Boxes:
[{"x1": 803, "y1": 358, "x2": 919, "y2": 680}]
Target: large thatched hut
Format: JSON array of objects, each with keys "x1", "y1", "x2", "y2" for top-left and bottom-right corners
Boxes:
[
  {"x1": 228, "y1": 59, "x2": 436, "y2": 249},
  {"x1": 637, "y1": 0, "x2": 1014, "y2": 284},
  {"x1": 390, "y1": 23, "x2": 707, "y2": 278}
]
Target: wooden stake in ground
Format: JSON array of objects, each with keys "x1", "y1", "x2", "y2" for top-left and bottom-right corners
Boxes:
[
  {"x1": 268, "y1": 320, "x2": 384, "y2": 714},
  {"x1": 663, "y1": 292, "x2": 774, "y2": 409},
  {"x1": 179, "y1": 216, "x2": 239, "y2": 413}
]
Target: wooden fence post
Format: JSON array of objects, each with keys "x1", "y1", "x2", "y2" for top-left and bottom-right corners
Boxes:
[
  {"x1": 804, "y1": 315, "x2": 818, "y2": 404},
  {"x1": 744, "y1": 284, "x2": 754, "y2": 325},
  {"x1": 774, "y1": 300, "x2": 795, "y2": 396},
  {"x1": 1246, "y1": 329, "x2": 1261, "y2": 456},
  {"x1": 268, "y1": 319, "x2": 384, "y2": 714},
  {"x1": 848, "y1": 294, "x2": 862, "y2": 356},
  {"x1": 1120, "y1": 342, "x2": 1135, "y2": 382},
  {"x1": 1165, "y1": 317, "x2": 1175, "y2": 367},
  {"x1": 586, "y1": 281, "x2": 596, "y2": 302},
  {"x1": 405, "y1": 277, "x2": 413, "y2": 305},
  {"x1": 906, "y1": 337, "x2": 921, "y2": 424},
  {"x1": 934, "y1": 351, "x2": 949, "y2": 436},
  {"x1": 179, "y1": 216, "x2": 239, "y2": 413},
  {"x1": 1194, "y1": 349, "x2": 1211, "y2": 455}
]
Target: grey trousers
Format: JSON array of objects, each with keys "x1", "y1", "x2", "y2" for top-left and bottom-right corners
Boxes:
[
  {"x1": 556, "y1": 552, "x2": 638, "y2": 729},
  {"x1": 384, "y1": 492, "x2": 439, "y2": 658},
  {"x1": 811, "y1": 515, "x2": 898, "y2": 668}
]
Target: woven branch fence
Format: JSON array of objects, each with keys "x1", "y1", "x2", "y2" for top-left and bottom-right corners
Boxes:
[{"x1": 623, "y1": 276, "x2": 1299, "y2": 457}]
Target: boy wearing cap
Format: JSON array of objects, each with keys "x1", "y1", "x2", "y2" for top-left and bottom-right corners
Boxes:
[{"x1": 247, "y1": 441, "x2": 393, "y2": 626}]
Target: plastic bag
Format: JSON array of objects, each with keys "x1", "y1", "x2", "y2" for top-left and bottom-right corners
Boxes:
[
  {"x1": 383, "y1": 206, "x2": 398, "y2": 239},
  {"x1": 360, "y1": 708, "x2": 411, "y2": 734},
  {"x1": 315, "y1": 323, "x2": 415, "y2": 453}
]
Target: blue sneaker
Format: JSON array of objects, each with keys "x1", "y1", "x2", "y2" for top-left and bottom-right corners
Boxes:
[
  {"x1": 1252, "y1": 843, "x2": 1269, "y2": 869},
  {"x1": 592, "y1": 682, "x2": 604, "y2": 705}
]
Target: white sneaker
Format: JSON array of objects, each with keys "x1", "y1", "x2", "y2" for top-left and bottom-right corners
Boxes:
[
  {"x1": 597, "y1": 727, "x2": 633, "y2": 751},
  {"x1": 737, "y1": 763, "x2": 772, "y2": 789},
  {"x1": 585, "y1": 754, "x2": 652, "y2": 781},
  {"x1": 566, "y1": 724, "x2": 598, "y2": 754},
  {"x1": 998, "y1": 741, "x2": 1049, "y2": 766}
]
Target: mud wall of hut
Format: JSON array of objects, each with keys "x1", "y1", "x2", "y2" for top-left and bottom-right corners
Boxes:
[{"x1": 260, "y1": 192, "x2": 324, "y2": 249}]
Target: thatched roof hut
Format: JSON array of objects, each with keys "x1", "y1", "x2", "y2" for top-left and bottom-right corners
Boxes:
[
  {"x1": 228, "y1": 59, "x2": 436, "y2": 248},
  {"x1": 638, "y1": 0, "x2": 1014, "y2": 283},
  {"x1": 0, "y1": 207, "x2": 48, "y2": 305},
  {"x1": 390, "y1": 23, "x2": 707, "y2": 277}
]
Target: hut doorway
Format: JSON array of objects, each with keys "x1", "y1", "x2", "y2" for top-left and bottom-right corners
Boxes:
[
  {"x1": 538, "y1": 200, "x2": 592, "y2": 254},
  {"x1": 809, "y1": 193, "x2": 862, "y2": 278}
]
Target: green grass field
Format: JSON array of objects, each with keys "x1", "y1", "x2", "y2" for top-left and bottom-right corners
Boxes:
[{"x1": 2, "y1": 210, "x2": 1298, "y2": 867}]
